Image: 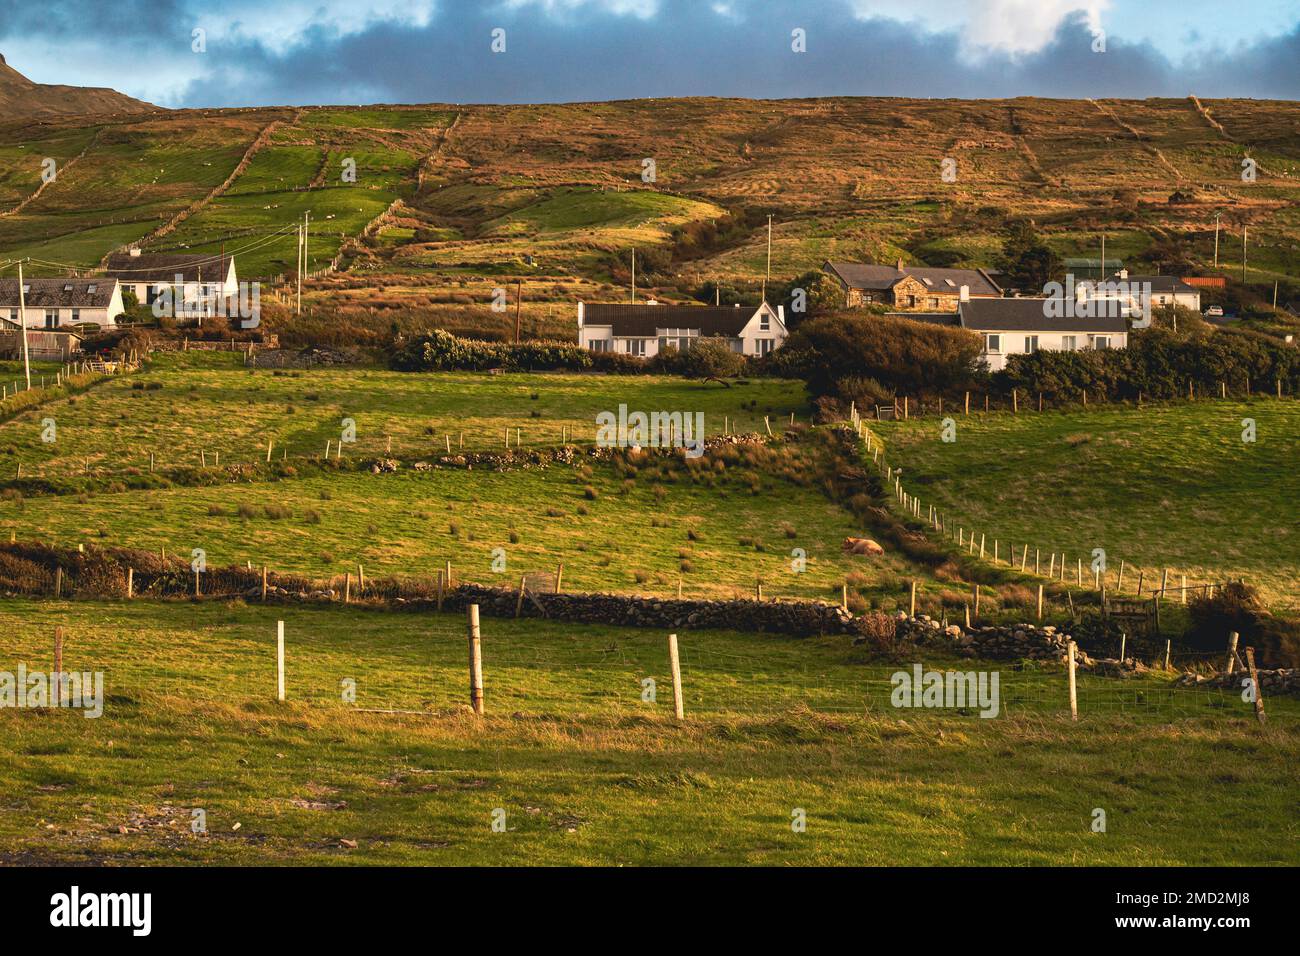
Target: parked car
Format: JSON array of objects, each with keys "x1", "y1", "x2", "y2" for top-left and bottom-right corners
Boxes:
[{"x1": 1205, "y1": 305, "x2": 1224, "y2": 317}]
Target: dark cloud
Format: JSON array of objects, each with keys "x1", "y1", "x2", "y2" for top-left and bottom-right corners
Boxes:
[{"x1": 3, "y1": 1, "x2": 1298, "y2": 106}]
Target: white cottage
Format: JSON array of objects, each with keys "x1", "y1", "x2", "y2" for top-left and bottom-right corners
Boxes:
[
  {"x1": 577, "y1": 301, "x2": 787, "y2": 358},
  {"x1": 104, "y1": 250, "x2": 238, "y2": 317},
  {"x1": 0, "y1": 277, "x2": 125, "y2": 329},
  {"x1": 957, "y1": 297, "x2": 1130, "y2": 372}
]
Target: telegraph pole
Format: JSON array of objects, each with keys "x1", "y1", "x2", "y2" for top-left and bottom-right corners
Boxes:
[
  {"x1": 514, "y1": 278, "x2": 522, "y2": 343},
  {"x1": 630, "y1": 248, "x2": 636, "y2": 304},
  {"x1": 763, "y1": 214, "x2": 773, "y2": 301},
  {"x1": 16, "y1": 259, "x2": 31, "y2": 390},
  {"x1": 1213, "y1": 212, "x2": 1221, "y2": 268},
  {"x1": 1242, "y1": 225, "x2": 1247, "y2": 283},
  {"x1": 295, "y1": 219, "x2": 303, "y2": 315}
]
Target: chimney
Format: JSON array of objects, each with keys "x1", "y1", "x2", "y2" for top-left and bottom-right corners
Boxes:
[
  {"x1": 128, "y1": 248, "x2": 142, "y2": 257},
  {"x1": 576, "y1": 301, "x2": 584, "y2": 327},
  {"x1": 959, "y1": 285, "x2": 970, "y2": 302},
  {"x1": 777, "y1": 304, "x2": 785, "y2": 323},
  {"x1": 1118, "y1": 268, "x2": 1128, "y2": 280},
  {"x1": 896, "y1": 257, "x2": 905, "y2": 272}
]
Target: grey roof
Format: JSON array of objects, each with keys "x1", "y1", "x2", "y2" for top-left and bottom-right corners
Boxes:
[
  {"x1": 823, "y1": 261, "x2": 1002, "y2": 297},
  {"x1": 0, "y1": 277, "x2": 118, "y2": 310},
  {"x1": 958, "y1": 298, "x2": 1129, "y2": 333},
  {"x1": 105, "y1": 252, "x2": 233, "y2": 284},
  {"x1": 1093, "y1": 274, "x2": 1199, "y2": 295},
  {"x1": 582, "y1": 303, "x2": 768, "y2": 337}
]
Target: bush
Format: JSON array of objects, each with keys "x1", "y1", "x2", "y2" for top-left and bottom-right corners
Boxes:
[
  {"x1": 1187, "y1": 582, "x2": 1300, "y2": 668},
  {"x1": 777, "y1": 313, "x2": 984, "y2": 399}
]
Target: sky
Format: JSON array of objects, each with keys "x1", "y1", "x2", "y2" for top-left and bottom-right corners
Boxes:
[{"x1": 1, "y1": 0, "x2": 1298, "y2": 107}]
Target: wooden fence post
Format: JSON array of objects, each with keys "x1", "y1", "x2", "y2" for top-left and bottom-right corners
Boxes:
[
  {"x1": 964, "y1": 391, "x2": 970, "y2": 415},
  {"x1": 1158, "y1": 568, "x2": 1169, "y2": 603},
  {"x1": 276, "y1": 620, "x2": 285, "y2": 701},
  {"x1": 358, "y1": 564, "x2": 365, "y2": 595},
  {"x1": 909, "y1": 580, "x2": 917, "y2": 617},
  {"x1": 1067, "y1": 641, "x2": 1078, "y2": 720},
  {"x1": 125, "y1": 567, "x2": 134, "y2": 599},
  {"x1": 344, "y1": 571, "x2": 351, "y2": 604},
  {"x1": 467, "y1": 604, "x2": 484, "y2": 716},
  {"x1": 972, "y1": 582, "x2": 980, "y2": 619},
  {"x1": 1164, "y1": 639, "x2": 1171, "y2": 671},
  {"x1": 1180, "y1": 574, "x2": 1187, "y2": 605},
  {"x1": 1244, "y1": 647, "x2": 1266, "y2": 724},
  {"x1": 53, "y1": 626, "x2": 63, "y2": 704},
  {"x1": 1036, "y1": 584, "x2": 1044, "y2": 621},
  {"x1": 54, "y1": 566, "x2": 62, "y2": 598},
  {"x1": 261, "y1": 565, "x2": 268, "y2": 601},
  {"x1": 515, "y1": 575, "x2": 527, "y2": 618},
  {"x1": 555, "y1": 563, "x2": 564, "y2": 594},
  {"x1": 1225, "y1": 631, "x2": 1240, "y2": 674},
  {"x1": 668, "y1": 633, "x2": 684, "y2": 721}
]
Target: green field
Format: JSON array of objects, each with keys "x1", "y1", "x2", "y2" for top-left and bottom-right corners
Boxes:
[
  {"x1": 872, "y1": 401, "x2": 1300, "y2": 610},
  {"x1": 1, "y1": 599, "x2": 1294, "y2": 866}
]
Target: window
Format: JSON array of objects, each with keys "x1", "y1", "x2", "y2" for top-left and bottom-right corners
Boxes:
[
  {"x1": 929, "y1": 297, "x2": 940, "y2": 309},
  {"x1": 626, "y1": 339, "x2": 647, "y2": 357},
  {"x1": 71, "y1": 309, "x2": 80, "y2": 324},
  {"x1": 7, "y1": 310, "x2": 15, "y2": 323},
  {"x1": 756, "y1": 339, "x2": 775, "y2": 356},
  {"x1": 588, "y1": 339, "x2": 610, "y2": 353},
  {"x1": 1062, "y1": 335, "x2": 1077, "y2": 351},
  {"x1": 1091, "y1": 336, "x2": 1111, "y2": 350},
  {"x1": 984, "y1": 334, "x2": 1001, "y2": 353},
  {"x1": 1024, "y1": 335, "x2": 1039, "y2": 354},
  {"x1": 86, "y1": 284, "x2": 97, "y2": 294},
  {"x1": 44, "y1": 309, "x2": 58, "y2": 328},
  {"x1": 759, "y1": 314, "x2": 770, "y2": 331}
]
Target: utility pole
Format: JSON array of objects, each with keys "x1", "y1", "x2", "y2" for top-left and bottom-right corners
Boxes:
[
  {"x1": 16, "y1": 259, "x2": 31, "y2": 390},
  {"x1": 295, "y1": 219, "x2": 303, "y2": 316},
  {"x1": 1242, "y1": 225, "x2": 1247, "y2": 283},
  {"x1": 630, "y1": 248, "x2": 636, "y2": 304},
  {"x1": 514, "y1": 278, "x2": 522, "y2": 343},
  {"x1": 1213, "y1": 212, "x2": 1221, "y2": 268},
  {"x1": 763, "y1": 213, "x2": 773, "y2": 301}
]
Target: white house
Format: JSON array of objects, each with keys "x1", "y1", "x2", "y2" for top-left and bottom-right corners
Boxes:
[
  {"x1": 577, "y1": 301, "x2": 788, "y2": 358},
  {"x1": 0, "y1": 276, "x2": 125, "y2": 329},
  {"x1": 1076, "y1": 270, "x2": 1202, "y2": 312},
  {"x1": 104, "y1": 250, "x2": 238, "y2": 317},
  {"x1": 957, "y1": 297, "x2": 1130, "y2": 372}
]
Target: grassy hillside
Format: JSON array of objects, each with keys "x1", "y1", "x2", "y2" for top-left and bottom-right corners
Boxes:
[
  {"x1": 3, "y1": 96, "x2": 1297, "y2": 340},
  {"x1": 872, "y1": 399, "x2": 1300, "y2": 610},
  {"x1": 2, "y1": 598, "x2": 1295, "y2": 866}
]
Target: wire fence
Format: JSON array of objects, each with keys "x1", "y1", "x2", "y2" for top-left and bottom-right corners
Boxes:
[{"x1": 4, "y1": 609, "x2": 1290, "y2": 726}]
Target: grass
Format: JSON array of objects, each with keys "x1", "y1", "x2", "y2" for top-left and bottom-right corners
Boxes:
[
  {"x1": 872, "y1": 400, "x2": 1300, "y2": 610},
  {"x1": 1, "y1": 598, "x2": 1294, "y2": 866},
  {"x1": 0, "y1": 351, "x2": 810, "y2": 475}
]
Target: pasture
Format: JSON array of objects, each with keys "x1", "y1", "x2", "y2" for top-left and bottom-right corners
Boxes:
[
  {"x1": 1, "y1": 599, "x2": 1295, "y2": 866},
  {"x1": 872, "y1": 400, "x2": 1300, "y2": 610}
]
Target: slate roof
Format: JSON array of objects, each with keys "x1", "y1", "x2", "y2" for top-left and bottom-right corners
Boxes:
[
  {"x1": 823, "y1": 261, "x2": 1002, "y2": 297},
  {"x1": 581, "y1": 303, "x2": 769, "y2": 337},
  {"x1": 0, "y1": 277, "x2": 118, "y2": 309},
  {"x1": 958, "y1": 297, "x2": 1129, "y2": 333},
  {"x1": 104, "y1": 253, "x2": 233, "y2": 284}
]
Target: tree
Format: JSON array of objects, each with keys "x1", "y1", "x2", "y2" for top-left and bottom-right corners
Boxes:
[{"x1": 998, "y1": 221, "x2": 1061, "y2": 293}]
